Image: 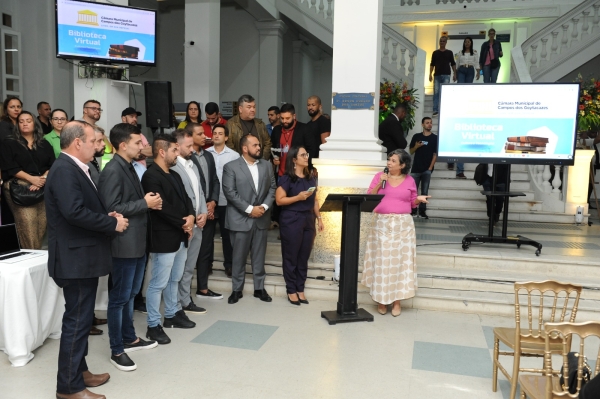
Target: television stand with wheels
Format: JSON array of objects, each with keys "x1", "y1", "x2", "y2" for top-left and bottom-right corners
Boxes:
[{"x1": 461, "y1": 164, "x2": 543, "y2": 256}]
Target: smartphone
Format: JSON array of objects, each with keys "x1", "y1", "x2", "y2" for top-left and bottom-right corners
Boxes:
[{"x1": 307, "y1": 187, "x2": 316, "y2": 193}]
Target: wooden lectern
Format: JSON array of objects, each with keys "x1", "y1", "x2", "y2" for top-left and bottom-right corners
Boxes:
[{"x1": 319, "y1": 194, "x2": 383, "y2": 325}]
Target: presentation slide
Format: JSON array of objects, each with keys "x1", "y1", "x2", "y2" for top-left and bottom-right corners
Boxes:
[
  {"x1": 56, "y1": 0, "x2": 156, "y2": 64},
  {"x1": 437, "y1": 84, "x2": 579, "y2": 165}
]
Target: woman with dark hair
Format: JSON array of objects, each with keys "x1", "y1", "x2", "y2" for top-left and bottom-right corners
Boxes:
[
  {"x1": 479, "y1": 28, "x2": 503, "y2": 84},
  {"x1": 275, "y1": 146, "x2": 324, "y2": 305},
  {"x1": 361, "y1": 149, "x2": 429, "y2": 317},
  {"x1": 456, "y1": 37, "x2": 480, "y2": 83},
  {"x1": 44, "y1": 109, "x2": 69, "y2": 158},
  {"x1": 177, "y1": 101, "x2": 202, "y2": 129},
  {"x1": 0, "y1": 96, "x2": 23, "y2": 141},
  {"x1": 0, "y1": 111, "x2": 55, "y2": 248}
]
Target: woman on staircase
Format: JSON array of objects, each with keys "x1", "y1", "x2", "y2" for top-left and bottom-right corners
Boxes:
[{"x1": 361, "y1": 149, "x2": 429, "y2": 317}]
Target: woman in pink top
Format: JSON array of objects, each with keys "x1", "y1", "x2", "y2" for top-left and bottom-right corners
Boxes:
[{"x1": 360, "y1": 149, "x2": 430, "y2": 317}]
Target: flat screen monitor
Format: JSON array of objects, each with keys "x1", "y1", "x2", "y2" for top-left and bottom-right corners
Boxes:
[
  {"x1": 437, "y1": 83, "x2": 580, "y2": 166},
  {"x1": 55, "y1": 0, "x2": 157, "y2": 66}
]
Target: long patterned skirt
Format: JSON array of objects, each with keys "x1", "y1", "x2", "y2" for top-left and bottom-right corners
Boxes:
[{"x1": 360, "y1": 213, "x2": 417, "y2": 305}]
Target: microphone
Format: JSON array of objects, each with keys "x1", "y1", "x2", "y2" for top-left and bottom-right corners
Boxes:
[{"x1": 382, "y1": 167, "x2": 389, "y2": 189}]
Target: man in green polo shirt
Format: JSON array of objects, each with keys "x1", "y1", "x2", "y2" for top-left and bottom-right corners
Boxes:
[{"x1": 44, "y1": 109, "x2": 69, "y2": 158}]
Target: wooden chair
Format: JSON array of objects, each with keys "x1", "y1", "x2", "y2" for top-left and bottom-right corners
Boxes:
[
  {"x1": 520, "y1": 321, "x2": 600, "y2": 398},
  {"x1": 492, "y1": 281, "x2": 583, "y2": 399}
]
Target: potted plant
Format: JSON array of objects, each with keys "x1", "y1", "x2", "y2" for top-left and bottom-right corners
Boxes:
[{"x1": 379, "y1": 79, "x2": 419, "y2": 132}]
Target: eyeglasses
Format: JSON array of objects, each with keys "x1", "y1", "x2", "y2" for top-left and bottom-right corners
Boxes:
[
  {"x1": 85, "y1": 107, "x2": 103, "y2": 112},
  {"x1": 298, "y1": 153, "x2": 310, "y2": 158},
  {"x1": 52, "y1": 118, "x2": 67, "y2": 122}
]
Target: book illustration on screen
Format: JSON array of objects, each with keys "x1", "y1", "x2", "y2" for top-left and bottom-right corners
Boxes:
[
  {"x1": 504, "y1": 136, "x2": 548, "y2": 154},
  {"x1": 108, "y1": 44, "x2": 139, "y2": 59}
]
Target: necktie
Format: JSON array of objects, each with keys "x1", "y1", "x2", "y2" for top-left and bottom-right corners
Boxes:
[{"x1": 90, "y1": 158, "x2": 100, "y2": 173}]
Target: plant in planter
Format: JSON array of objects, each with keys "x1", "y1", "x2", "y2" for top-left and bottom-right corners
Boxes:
[
  {"x1": 379, "y1": 79, "x2": 419, "y2": 132},
  {"x1": 576, "y1": 73, "x2": 600, "y2": 133}
]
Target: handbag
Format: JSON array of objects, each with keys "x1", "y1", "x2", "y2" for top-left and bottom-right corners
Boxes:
[
  {"x1": 9, "y1": 178, "x2": 44, "y2": 207},
  {"x1": 559, "y1": 352, "x2": 591, "y2": 394},
  {"x1": 490, "y1": 58, "x2": 500, "y2": 69}
]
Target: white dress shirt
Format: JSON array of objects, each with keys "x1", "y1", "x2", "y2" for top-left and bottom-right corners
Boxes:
[
  {"x1": 455, "y1": 50, "x2": 480, "y2": 69},
  {"x1": 242, "y1": 157, "x2": 269, "y2": 214},
  {"x1": 206, "y1": 145, "x2": 240, "y2": 206},
  {"x1": 177, "y1": 156, "x2": 202, "y2": 213},
  {"x1": 61, "y1": 152, "x2": 96, "y2": 188}
]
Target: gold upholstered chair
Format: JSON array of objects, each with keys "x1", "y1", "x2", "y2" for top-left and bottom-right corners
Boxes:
[
  {"x1": 519, "y1": 321, "x2": 600, "y2": 399},
  {"x1": 492, "y1": 281, "x2": 583, "y2": 399}
]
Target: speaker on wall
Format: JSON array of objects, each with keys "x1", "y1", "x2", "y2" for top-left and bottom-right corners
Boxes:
[{"x1": 144, "y1": 81, "x2": 173, "y2": 128}]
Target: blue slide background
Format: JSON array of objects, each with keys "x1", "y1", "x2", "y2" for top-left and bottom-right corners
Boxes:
[
  {"x1": 57, "y1": 25, "x2": 155, "y2": 63},
  {"x1": 439, "y1": 117, "x2": 576, "y2": 155}
]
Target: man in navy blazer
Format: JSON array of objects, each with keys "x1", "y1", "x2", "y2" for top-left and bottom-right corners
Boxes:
[{"x1": 46, "y1": 121, "x2": 128, "y2": 399}]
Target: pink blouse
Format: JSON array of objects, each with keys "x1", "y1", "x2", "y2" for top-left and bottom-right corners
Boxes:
[{"x1": 368, "y1": 172, "x2": 417, "y2": 214}]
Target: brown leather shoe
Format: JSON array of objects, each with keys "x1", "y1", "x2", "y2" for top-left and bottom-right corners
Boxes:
[
  {"x1": 56, "y1": 388, "x2": 106, "y2": 399},
  {"x1": 83, "y1": 370, "x2": 110, "y2": 387},
  {"x1": 92, "y1": 317, "x2": 107, "y2": 326},
  {"x1": 89, "y1": 326, "x2": 103, "y2": 336}
]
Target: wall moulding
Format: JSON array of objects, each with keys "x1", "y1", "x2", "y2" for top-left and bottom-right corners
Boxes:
[{"x1": 382, "y1": 5, "x2": 563, "y2": 23}]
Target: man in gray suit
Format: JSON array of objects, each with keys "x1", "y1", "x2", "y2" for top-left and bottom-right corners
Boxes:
[
  {"x1": 171, "y1": 129, "x2": 212, "y2": 314},
  {"x1": 99, "y1": 123, "x2": 163, "y2": 372},
  {"x1": 222, "y1": 134, "x2": 276, "y2": 304}
]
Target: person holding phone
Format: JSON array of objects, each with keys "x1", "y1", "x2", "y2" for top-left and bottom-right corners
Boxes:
[
  {"x1": 409, "y1": 117, "x2": 438, "y2": 219},
  {"x1": 275, "y1": 146, "x2": 324, "y2": 306}
]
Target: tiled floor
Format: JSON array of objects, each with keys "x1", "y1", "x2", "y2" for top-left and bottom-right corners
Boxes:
[{"x1": 1, "y1": 297, "x2": 557, "y2": 399}]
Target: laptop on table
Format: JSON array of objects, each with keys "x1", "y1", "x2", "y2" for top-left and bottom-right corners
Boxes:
[{"x1": 0, "y1": 224, "x2": 45, "y2": 263}]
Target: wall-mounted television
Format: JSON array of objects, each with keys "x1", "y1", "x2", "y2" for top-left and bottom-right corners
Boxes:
[
  {"x1": 55, "y1": 0, "x2": 157, "y2": 66},
  {"x1": 436, "y1": 83, "x2": 580, "y2": 166}
]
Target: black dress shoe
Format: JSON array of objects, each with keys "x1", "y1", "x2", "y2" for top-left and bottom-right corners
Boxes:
[
  {"x1": 228, "y1": 291, "x2": 243, "y2": 304},
  {"x1": 299, "y1": 298, "x2": 309, "y2": 304},
  {"x1": 93, "y1": 317, "x2": 107, "y2": 326},
  {"x1": 89, "y1": 326, "x2": 103, "y2": 336},
  {"x1": 254, "y1": 289, "x2": 272, "y2": 302},
  {"x1": 146, "y1": 325, "x2": 171, "y2": 345},
  {"x1": 164, "y1": 310, "x2": 196, "y2": 329},
  {"x1": 225, "y1": 268, "x2": 232, "y2": 278},
  {"x1": 110, "y1": 353, "x2": 137, "y2": 372},
  {"x1": 287, "y1": 294, "x2": 300, "y2": 306}
]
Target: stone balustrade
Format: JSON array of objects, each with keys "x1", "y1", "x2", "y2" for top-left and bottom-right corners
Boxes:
[
  {"x1": 299, "y1": 0, "x2": 334, "y2": 20},
  {"x1": 381, "y1": 25, "x2": 419, "y2": 87}
]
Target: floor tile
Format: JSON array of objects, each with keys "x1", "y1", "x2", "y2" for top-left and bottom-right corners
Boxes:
[
  {"x1": 412, "y1": 341, "x2": 493, "y2": 378},
  {"x1": 190, "y1": 320, "x2": 278, "y2": 350}
]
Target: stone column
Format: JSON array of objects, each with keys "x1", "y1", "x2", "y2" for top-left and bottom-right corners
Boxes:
[
  {"x1": 311, "y1": 0, "x2": 386, "y2": 265},
  {"x1": 255, "y1": 20, "x2": 288, "y2": 120},
  {"x1": 185, "y1": 0, "x2": 220, "y2": 107},
  {"x1": 291, "y1": 40, "x2": 304, "y2": 113}
]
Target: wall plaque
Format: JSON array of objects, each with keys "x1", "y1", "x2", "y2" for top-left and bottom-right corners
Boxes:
[{"x1": 331, "y1": 92, "x2": 375, "y2": 110}]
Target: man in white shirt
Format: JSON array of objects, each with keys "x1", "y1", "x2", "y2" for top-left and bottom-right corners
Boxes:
[
  {"x1": 170, "y1": 129, "x2": 212, "y2": 313},
  {"x1": 222, "y1": 135, "x2": 276, "y2": 304},
  {"x1": 206, "y1": 124, "x2": 239, "y2": 278}
]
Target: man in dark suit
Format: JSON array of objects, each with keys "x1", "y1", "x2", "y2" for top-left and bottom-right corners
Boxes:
[
  {"x1": 187, "y1": 123, "x2": 222, "y2": 290},
  {"x1": 141, "y1": 134, "x2": 196, "y2": 345},
  {"x1": 222, "y1": 135, "x2": 276, "y2": 304},
  {"x1": 98, "y1": 123, "x2": 162, "y2": 372},
  {"x1": 46, "y1": 120, "x2": 128, "y2": 399},
  {"x1": 378, "y1": 104, "x2": 407, "y2": 154}
]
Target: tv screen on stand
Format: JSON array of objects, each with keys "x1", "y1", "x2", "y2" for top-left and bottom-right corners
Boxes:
[
  {"x1": 436, "y1": 83, "x2": 580, "y2": 166},
  {"x1": 55, "y1": 0, "x2": 157, "y2": 66}
]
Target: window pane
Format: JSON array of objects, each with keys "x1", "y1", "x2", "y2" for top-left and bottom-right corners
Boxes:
[
  {"x1": 6, "y1": 78, "x2": 19, "y2": 92},
  {"x1": 4, "y1": 33, "x2": 19, "y2": 76}
]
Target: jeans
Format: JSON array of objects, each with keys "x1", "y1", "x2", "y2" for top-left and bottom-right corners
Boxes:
[
  {"x1": 147, "y1": 243, "x2": 187, "y2": 328},
  {"x1": 456, "y1": 163, "x2": 464, "y2": 175},
  {"x1": 107, "y1": 255, "x2": 146, "y2": 355},
  {"x1": 433, "y1": 75, "x2": 450, "y2": 112},
  {"x1": 411, "y1": 170, "x2": 432, "y2": 212},
  {"x1": 482, "y1": 65, "x2": 500, "y2": 83},
  {"x1": 457, "y1": 66, "x2": 475, "y2": 83},
  {"x1": 54, "y1": 277, "x2": 98, "y2": 394}
]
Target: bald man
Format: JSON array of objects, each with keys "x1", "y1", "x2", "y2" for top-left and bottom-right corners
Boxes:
[{"x1": 306, "y1": 95, "x2": 331, "y2": 158}]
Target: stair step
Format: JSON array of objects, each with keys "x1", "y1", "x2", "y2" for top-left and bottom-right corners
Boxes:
[
  {"x1": 431, "y1": 178, "x2": 530, "y2": 191},
  {"x1": 431, "y1": 198, "x2": 542, "y2": 211},
  {"x1": 425, "y1": 207, "x2": 576, "y2": 223},
  {"x1": 431, "y1": 170, "x2": 529, "y2": 180},
  {"x1": 428, "y1": 188, "x2": 535, "y2": 201}
]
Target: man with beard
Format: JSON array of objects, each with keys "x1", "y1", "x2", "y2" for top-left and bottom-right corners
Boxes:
[
  {"x1": 121, "y1": 107, "x2": 152, "y2": 167},
  {"x1": 141, "y1": 135, "x2": 196, "y2": 344},
  {"x1": 87, "y1": 126, "x2": 106, "y2": 186},
  {"x1": 200, "y1": 102, "x2": 227, "y2": 149},
  {"x1": 170, "y1": 129, "x2": 212, "y2": 314},
  {"x1": 266, "y1": 106, "x2": 280, "y2": 137},
  {"x1": 222, "y1": 135, "x2": 276, "y2": 304},
  {"x1": 99, "y1": 123, "x2": 162, "y2": 372},
  {"x1": 306, "y1": 95, "x2": 331, "y2": 157},
  {"x1": 271, "y1": 103, "x2": 316, "y2": 177},
  {"x1": 226, "y1": 94, "x2": 271, "y2": 160}
]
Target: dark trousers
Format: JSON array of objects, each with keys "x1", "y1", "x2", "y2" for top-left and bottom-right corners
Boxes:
[
  {"x1": 216, "y1": 205, "x2": 233, "y2": 269},
  {"x1": 53, "y1": 277, "x2": 99, "y2": 395},
  {"x1": 279, "y1": 210, "x2": 316, "y2": 294},
  {"x1": 107, "y1": 255, "x2": 146, "y2": 356},
  {"x1": 483, "y1": 176, "x2": 506, "y2": 217},
  {"x1": 411, "y1": 170, "x2": 432, "y2": 212},
  {"x1": 196, "y1": 218, "x2": 217, "y2": 291}
]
